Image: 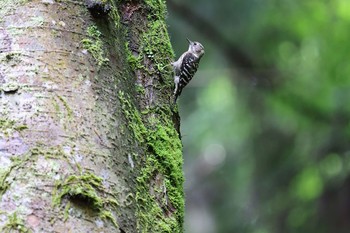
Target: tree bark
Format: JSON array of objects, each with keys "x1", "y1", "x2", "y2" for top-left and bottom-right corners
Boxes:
[{"x1": 0, "y1": 0, "x2": 183, "y2": 232}]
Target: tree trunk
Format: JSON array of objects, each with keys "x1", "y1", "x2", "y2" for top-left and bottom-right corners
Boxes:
[{"x1": 0, "y1": 0, "x2": 183, "y2": 232}]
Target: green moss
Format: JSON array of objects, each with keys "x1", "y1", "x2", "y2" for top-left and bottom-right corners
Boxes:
[
  {"x1": 0, "y1": 146, "x2": 118, "y2": 227},
  {"x1": 63, "y1": 202, "x2": 71, "y2": 222},
  {"x1": 30, "y1": 146, "x2": 82, "y2": 173},
  {"x1": 53, "y1": 172, "x2": 104, "y2": 208},
  {"x1": 0, "y1": 169, "x2": 11, "y2": 196},
  {"x1": 125, "y1": 20, "x2": 174, "y2": 77},
  {"x1": 52, "y1": 97, "x2": 60, "y2": 113},
  {"x1": 138, "y1": 123, "x2": 184, "y2": 232},
  {"x1": 141, "y1": 20, "x2": 174, "y2": 75},
  {"x1": 118, "y1": 91, "x2": 183, "y2": 232},
  {"x1": 56, "y1": 95, "x2": 73, "y2": 118},
  {"x1": 135, "y1": 84, "x2": 146, "y2": 95},
  {"x1": 119, "y1": 0, "x2": 183, "y2": 230},
  {"x1": 100, "y1": 210, "x2": 118, "y2": 227},
  {"x1": 125, "y1": 41, "x2": 141, "y2": 70},
  {"x1": 3, "y1": 52, "x2": 21, "y2": 62},
  {"x1": 0, "y1": 146, "x2": 119, "y2": 227},
  {"x1": 0, "y1": 118, "x2": 27, "y2": 137},
  {"x1": 0, "y1": 147, "x2": 52, "y2": 196},
  {"x1": 136, "y1": 154, "x2": 182, "y2": 232},
  {"x1": 81, "y1": 25, "x2": 109, "y2": 68},
  {"x1": 109, "y1": 1, "x2": 121, "y2": 29},
  {"x1": 29, "y1": 16, "x2": 44, "y2": 27},
  {"x1": 123, "y1": 0, "x2": 174, "y2": 77},
  {"x1": 1, "y1": 212, "x2": 31, "y2": 233},
  {"x1": 118, "y1": 90, "x2": 148, "y2": 143},
  {"x1": 0, "y1": 118, "x2": 24, "y2": 131},
  {"x1": 0, "y1": 151, "x2": 31, "y2": 196},
  {"x1": 144, "y1": 0, "x2": 167, "y2": 21},
  {"x1": 147, "y1": 124, "x2": 183, "y2": 191},
  {"x1": 53, "y1": 172, "x2": 119, "y2": 228}
]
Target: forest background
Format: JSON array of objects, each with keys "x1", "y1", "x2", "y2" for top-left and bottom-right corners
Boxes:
[{"x1": 167, "y1": 1, "x2": 350, "y2": 233}]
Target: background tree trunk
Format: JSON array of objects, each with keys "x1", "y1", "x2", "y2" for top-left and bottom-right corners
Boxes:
[{"x1": 0, "y1": 0, "x2": 183, "y2": 232}]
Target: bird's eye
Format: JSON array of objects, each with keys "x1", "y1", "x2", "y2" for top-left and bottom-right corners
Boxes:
[{"x1": 194, "y1": 42, "x2": 197, "y2": 45}]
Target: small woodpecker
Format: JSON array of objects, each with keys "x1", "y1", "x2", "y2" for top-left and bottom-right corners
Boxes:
[{"x1": 172, "y1": 38, "x2": 205, "y2": 103}]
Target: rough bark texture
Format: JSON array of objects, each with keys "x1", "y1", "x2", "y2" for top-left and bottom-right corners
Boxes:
[{"x1": 0, "y1": 0, "x2": 183, "y2": 232}]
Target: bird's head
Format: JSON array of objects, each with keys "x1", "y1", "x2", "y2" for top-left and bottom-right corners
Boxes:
[{"x1": 187, "y1": 38, "x2": 205, "y2": 58}]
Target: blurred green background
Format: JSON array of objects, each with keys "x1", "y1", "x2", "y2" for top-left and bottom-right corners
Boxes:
[{"x1": 166, "y1": 0, "x2": 350, "y2": 233}]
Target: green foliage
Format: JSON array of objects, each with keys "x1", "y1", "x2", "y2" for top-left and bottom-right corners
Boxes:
[
  {"x1": 169, "y1": 0, "x2": 350, "y2": 233},
  {"x1": 291, "y1": 166, "x2": 323, "y2": 201}
]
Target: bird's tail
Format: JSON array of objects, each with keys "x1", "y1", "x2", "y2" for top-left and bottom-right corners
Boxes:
[
  {"x1": 173, "y1": 94, "x2": 178, "y2": 105},
  {"x1": 173, "y1": 87, "x2": 183, "y2": 104}
]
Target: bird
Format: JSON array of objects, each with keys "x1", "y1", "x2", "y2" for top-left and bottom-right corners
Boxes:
[{"x1": 172, "y1": 38, "x2": 205, "y2": 104}]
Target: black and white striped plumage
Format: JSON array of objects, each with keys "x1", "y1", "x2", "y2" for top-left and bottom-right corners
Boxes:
[{"x1": 172, "y1": 39, "x2": 204, "y2": 103}]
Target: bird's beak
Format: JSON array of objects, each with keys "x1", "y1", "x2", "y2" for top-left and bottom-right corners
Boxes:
[{"x1": 186, "y1": 38, "x2": 192, "y2": 44}]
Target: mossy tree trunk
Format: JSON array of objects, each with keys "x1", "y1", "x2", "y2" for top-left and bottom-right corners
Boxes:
[{"x1": 0, "y1": 0, "x2": 183, "y2": 232}]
